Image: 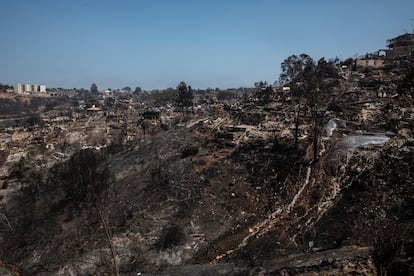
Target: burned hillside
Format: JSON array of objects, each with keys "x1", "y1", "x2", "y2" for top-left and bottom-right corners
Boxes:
[{"x1": 0, "y1": 60, "x2": 414, "y2": 275}]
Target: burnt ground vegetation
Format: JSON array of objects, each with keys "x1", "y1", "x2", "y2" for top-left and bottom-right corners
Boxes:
[{"x1": 0, "y1": 62, "x2": 413, "y2": 275}]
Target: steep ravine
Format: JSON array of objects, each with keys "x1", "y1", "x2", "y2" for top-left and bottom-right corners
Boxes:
[{"x1": 1, "y1": 118, "x2": 413, "y2": 275}]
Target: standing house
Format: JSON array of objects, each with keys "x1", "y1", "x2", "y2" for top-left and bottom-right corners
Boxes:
[
  {"x1": 356, "y1": 33, "x2": 414, "y2": 68},
  {"x1": 385, "y1": 33, "x2": 414, "y2": 63}
]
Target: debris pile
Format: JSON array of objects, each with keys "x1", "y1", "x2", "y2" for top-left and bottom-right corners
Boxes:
[{"x1": 0, "y1": 59, "x2": 413, "y2": 274}]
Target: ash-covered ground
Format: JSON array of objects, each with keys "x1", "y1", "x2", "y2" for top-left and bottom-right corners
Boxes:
[{"x1": 1, "y1": 65, "x2": 414, "y2": 275}]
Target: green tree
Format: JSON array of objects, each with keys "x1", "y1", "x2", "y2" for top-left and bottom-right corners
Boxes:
[
  {"x1": 0, "y1": 83, "x2": 12, "y2": 92},
  {"x1": 122, "y1": 86, "x2": 132, "y2": 93},
  {"x1": 134, "y1": 86, "x2": 142, "y2": 94},
  {"x1": 279, "y1": 54, "x2": 315, "y2": 150},
  {"x1": 279, "y1": 54, "x2": 339, "y2": 162},
  {"x1": 279, "y1": 54, "x2": 314, "y2": 88},
  {"x1": 90, "y1": 83, "x2": 98, "y2": 94},
  {"x1": 306, "y1": 58, "x2": 338, "y2": 162},
  {"x1": 175, "y1": 81, "x2": 193, "y2": 116}
]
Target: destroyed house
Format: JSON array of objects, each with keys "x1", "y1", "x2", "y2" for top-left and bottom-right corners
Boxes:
[
  {"x1": 385, "y1": 33, "x2": 414, "y2": 61},
  {"x1": 355, "y1": 51, "x2": 386, "y2": 69},
  {"x1": 356, "y1": 58, "x2": 385, "y2": 68}
]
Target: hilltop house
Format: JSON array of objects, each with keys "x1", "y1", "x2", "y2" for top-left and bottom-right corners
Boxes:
[{"x1": 385, "y1": 33, "x2": 414, "y2": 63}]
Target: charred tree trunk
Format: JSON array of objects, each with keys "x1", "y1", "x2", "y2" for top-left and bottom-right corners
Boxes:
[
  {"x1": 294, "y1": 103, "x2": 301, "y2": 151},
  {"x1": 311, "y1": 107, "x2": 321, "y2": 163},
  {"x1": 312, "y1": 116, "x2": 318, "y2": 163}
]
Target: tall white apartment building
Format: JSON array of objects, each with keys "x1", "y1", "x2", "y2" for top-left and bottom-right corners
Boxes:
[{"x1": 14, "y1": 83, "x2": 47, "y2": 93}]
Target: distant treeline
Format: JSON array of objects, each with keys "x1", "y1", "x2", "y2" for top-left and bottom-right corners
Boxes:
[{"x1": 0, "y1": 83, "x2": 13, "y2": 92}]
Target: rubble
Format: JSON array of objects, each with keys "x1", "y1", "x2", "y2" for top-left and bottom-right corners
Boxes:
[{"x1": 0, "y1": 56, "x2": 413, "y2": 275}]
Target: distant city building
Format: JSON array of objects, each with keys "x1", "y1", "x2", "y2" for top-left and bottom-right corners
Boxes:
[
  {"x1": 14, "y1": 83, "x2": 46, "y2": 94},
  {"x1": 15, "y1": 83, "x2": 24, "y2": 94},
  {"x1": 24, "y1": 84, "x2": 32, "y2": 92}
]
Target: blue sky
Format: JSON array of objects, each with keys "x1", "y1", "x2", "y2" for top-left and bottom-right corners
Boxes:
[{"x1": 1, "y1": 0, "x2": 413, "y2": 90}]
